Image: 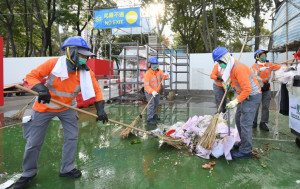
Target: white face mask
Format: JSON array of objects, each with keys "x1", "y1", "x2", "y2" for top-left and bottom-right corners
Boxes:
[{"x1": 151, "y1": 64, "x2": 158, "y2": 70}]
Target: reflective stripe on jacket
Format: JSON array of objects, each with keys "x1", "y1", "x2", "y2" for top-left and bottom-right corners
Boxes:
[
  {"x1": 144, "y1": 68, "x2": 168, "y2": 94},
  {"x1": 251, "y1": 61, "x2": 281, "y2": 83},
  {"x1": 230, "y1": 62, "x2": 261, "y2": 102},
  {"x1": 210, "y1": 64, "x2": 224, "y2": 87},
  {"x1": 26, "y1": 57, "x2": 103, "y2": 112}
]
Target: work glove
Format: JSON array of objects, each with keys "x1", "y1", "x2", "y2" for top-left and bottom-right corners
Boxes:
[
  {"x1": 287, "y1": 66, "x2": 296, "y2": 71},
  {"x1": 259, "y1": 67, "x2": 269, "y2": 72},
  {"x1": 95, "y1": 100, "x2": 108, "y2": 124},
  {"x1": 222, "y1": 82, "x2": 231, "y2": 90},
  {"x1": 217, "y1": 75, "x2": 223, "y2": 82},
  {"x1": 261, "y1": 82, "x2": 270, "y2": 92},
  {"x1": 31, "y1": 83, "x2": 51, "y2": 104},
  {"x1": 225, "y1": 98, "x2": 239, "y2": 109},
  {"x1": 222, "y1": 79, "x2": 231, "y2": 90},
  {"x1": 152, "y1": 91, "x2": 158, "y2": 97}
]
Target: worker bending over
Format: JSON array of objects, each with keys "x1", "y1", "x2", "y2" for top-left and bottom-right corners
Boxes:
[
  {"x1": 144, "y1": 57, "x2": 168, "y2": 125},
  {"x1": 251, "y1": 49, "x2": 281, "y2": 131},
  {"x1": 14, "y1": 36, "x2": 108, "y2": 189},
  {"x1": 212, "y1": 47, "x2": 262, "y2": 159}
]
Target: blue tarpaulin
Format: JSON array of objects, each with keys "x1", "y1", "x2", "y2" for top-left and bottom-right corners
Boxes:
[{"x1": 272, "y1": 0, "x2": 300, "y2": 48}]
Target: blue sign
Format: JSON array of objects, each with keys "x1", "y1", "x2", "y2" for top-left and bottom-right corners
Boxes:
[
  {"x1": 94, "y1": 7, "x2": 141, "y2": 29},
  {"x1": 112, "y1": 17, "x2": 152, "y2": 35}
]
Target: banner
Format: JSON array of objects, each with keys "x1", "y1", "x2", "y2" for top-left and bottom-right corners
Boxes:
[
  {"x1": 112, "y1": 17, "x2": 151, "y2": 35},
  {"x1": 0, "y1": 37, "x2": 3, "y2": 106},
  {"x1": 289, "y1": 92, "x2": 300, "y2": 134},
  {"x1": 94, "y1": 7, "x2": 140, "y2": 29}
]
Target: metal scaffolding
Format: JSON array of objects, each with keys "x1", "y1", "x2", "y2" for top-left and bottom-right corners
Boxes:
[
  {"x1": 108, "y1": 38, "x2": 191, "y2": 101},
  {"x1": 109, "y1": 41, "x2": 147, "y2": 101},
  {"x1": 270, "y1": 0, "x2": 300, "y2": 57},
  {"x1": 171, "y1": 45, "x2": 190, "y2": 94}
]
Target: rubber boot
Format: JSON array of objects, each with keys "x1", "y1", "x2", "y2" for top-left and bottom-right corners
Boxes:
[
  {"x1": 59, "y1": 168, "x2": 82, "y2": 178},
  {"x1": 147, "y1": 118, "x2": 156, "y2": 125},
  {"x1": 259, "y1": 122, "x2": 269, "y2": 131},
  {"x1": 231, "y1": 151, "x2": 251, "y2": 159},
  {"x1": 153, "y1": 114, "x2": 161, "y2": 121},
  {"x1": 13, "y1": 174, "x2": 36, "y2": 189}
]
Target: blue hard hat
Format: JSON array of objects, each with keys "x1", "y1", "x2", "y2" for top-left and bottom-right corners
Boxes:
[
  {"x1": 149, "y1": 57, "x2": 158, "y2": 64},
  {"x1": 212, "y1": 47, "x2": 229, "y2": 62},
  {"x1": 61, "y1": 36, "x2": 90, "y2": 51},
  {"x1": 254, "y1": 49, "x2": 268, "y2": 59}
]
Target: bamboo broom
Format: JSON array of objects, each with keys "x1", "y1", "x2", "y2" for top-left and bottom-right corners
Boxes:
[
  {"x1": 199, "y1": 35, "x2": 248, "y2": 150},
  {"x1": 14, "y1": 84, "x2": 184, "y2": 149},
  {"x1": 120, "y1": 96, "x2": 153, "y2": 138},
  {"x1": 120, "y1": 58, "x2": 174, "y2": 138},
  {"x1": 11, "y1": 96, "x2": 36, "y2": 120}
]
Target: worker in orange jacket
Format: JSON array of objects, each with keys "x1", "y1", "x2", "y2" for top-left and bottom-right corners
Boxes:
[
  {"x1": 212, "y1": 47, "x2": 262, "y2": 159},
  {"x1": 251, "y1": 49, "x2": 281, "y2": 131},
  {"x1": 144, "y1": 57, "x2": 168, "y2": 125},
  {"x1": 210, "y1": 63, "x2": 226, "y2": 113},
  {"x1": 14, "y1": 36, "x2": 108, "y2": 189}
]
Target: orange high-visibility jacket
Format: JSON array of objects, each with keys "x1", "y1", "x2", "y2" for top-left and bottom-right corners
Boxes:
[
  {"x1": 251, "y1": 62, "x2": 281, "y2": 83},
  {"x1": 26, "y1": 58, "x2": 103, "y2": 112},
  {"x1": 230, "y1": 62, "x2": 261, "y2": 102},
  {"x1": 144, "y1": 68, "x2": 168, "y2": 94},
  {"x1": 210, "y1": 64, "x2": 225, "y2": 87}
]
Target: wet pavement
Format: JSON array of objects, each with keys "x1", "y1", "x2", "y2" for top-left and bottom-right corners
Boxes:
[{"x1": 0, "y1": 95, "x2": 300, "y2": 188}]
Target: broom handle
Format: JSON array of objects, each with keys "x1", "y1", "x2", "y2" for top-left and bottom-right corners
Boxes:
[
  {"x1": 217, "y1": 35, "x2": 248, "y2": 113},
  {"x1": 268, "y1": 58, "x2": 296, "y2": 68},
  {"x1": 217, "y1": 89, "x2": 229, "y2": 113},
  {"x1": 238, "y1": 35, "x2": 248, "y2": 61},
  {"x1": 268, "y1": 51, "x2": 299, "y2": 68},
  {"x1": 197, "y1": 70, "x2": 210, "y2": 76},
  {"x1": 14, "y1": 84, "x2": 153, "y2": 135},
  {"x1": 141, "y1": 96, "x2": 154, "y2": 115},
  {"x1": 28, "y1": 96, "x2": 36, "y2": 104}
]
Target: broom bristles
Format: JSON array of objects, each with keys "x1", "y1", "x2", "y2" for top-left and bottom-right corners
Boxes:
[
  {"x1": 198, "y1": 113, "x2": 219, "y2": 150},
  {"x1": 155, "y1": 133, "x2": 184, "y2": 149},
  {"x1": 11, "y1": 97, "x2": 36, "y2": 120},
  {"x1": 11, "y1": 104, "x2": 29, "y2": 120},
  {"x1": 120, "y1": 116, "x2": 141, "y2": 138}
]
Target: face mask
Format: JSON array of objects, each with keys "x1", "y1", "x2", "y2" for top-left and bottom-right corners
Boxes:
[
  {"x1": 260, "y1": 57, "x2": 267, "y2": 62},
  {"x1": 151, "y1": 65, "x2": 158, "y2": 70},
  {"x1": 220, "y1": 63, "x2": 227, "y2": 69},
  {"x1": 78, "y1": 57, "x2": 87, "y2": 65}
]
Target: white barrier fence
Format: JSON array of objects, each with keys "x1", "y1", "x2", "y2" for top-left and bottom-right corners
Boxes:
[{"x1": 4, "y1": 52, "x2": 294, "y2": 91}]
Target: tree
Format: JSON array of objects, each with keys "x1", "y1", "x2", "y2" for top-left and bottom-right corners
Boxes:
[
  {"x1": 212, "y1": 0, "x2": 217, "y2": 48},
  {"x1": 0, "y1": 0, "x2": 18, "y2": 57},
  {"x1": 170, "y1": 0, "x2": 202, "y2": 53},
  {"x1": 141, "y1": 0, "x2": 171, "y2": 45},
  {"x1": 161, "y1": 34, "x2": 170, "y2": 47},
  {"x1": 34, "y1": 0, "x2": 57, "y2": 56},
  {"x1": 57, "y1": 0, "x2": 114, "y2": 36},
  {"x1": 252, "y1": 0, "x2": 273, "y2": 50},
  {"x1": 23, "y1": 0, "x2": 36, "y2": 57},
  {"x1": 169, "y1": 0, "x2": 256, "y2": 53},
  {"x1": 201, "y1": 0, "x2": 212, "y2": 52}
]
